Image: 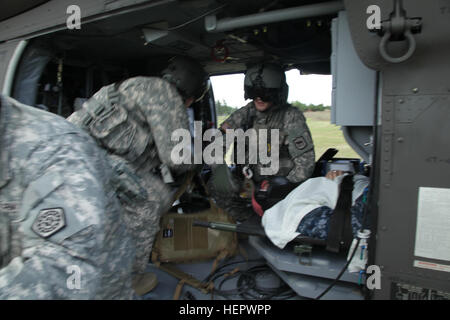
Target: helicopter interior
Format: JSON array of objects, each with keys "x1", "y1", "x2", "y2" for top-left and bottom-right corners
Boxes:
[{"x1": 7, "y1": 0, "x2": 373, "y2": 300}]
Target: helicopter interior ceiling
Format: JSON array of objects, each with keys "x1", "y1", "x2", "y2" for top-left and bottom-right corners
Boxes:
[
  {"x1": 0, "y1": 0, "x2": 50, "y2": 23},
  {"x1": 34, "y1": 0, "x2": 335, "y2": 76}
]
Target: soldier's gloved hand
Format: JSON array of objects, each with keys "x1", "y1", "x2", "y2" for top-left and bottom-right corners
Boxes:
[
  {"x1": 252, "y1": 176, "x2": 299, "y2": 214},
  {"x1": 210, "y1": 164, "x2": 242, "y2": 194}
]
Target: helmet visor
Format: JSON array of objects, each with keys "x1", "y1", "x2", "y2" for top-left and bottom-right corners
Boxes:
[{"x1": 245, "y1": 86, "x2": 279, "y2": 102}]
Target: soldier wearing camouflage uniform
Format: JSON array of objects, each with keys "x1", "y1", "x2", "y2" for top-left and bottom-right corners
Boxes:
[
  {"x1": 0, "y1": 94, "x2": 135, "y2": 299},
  {"x1": 208, "y1": 63, "x2": 315, "y2": 221},
  {"x1": 67, "y1": 56, "x2": 207, "y2": 280}
]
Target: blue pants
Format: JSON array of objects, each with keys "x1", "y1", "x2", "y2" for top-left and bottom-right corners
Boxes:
[{"x1": 296, "y1": 192, "x2": 368, "y2": 240}]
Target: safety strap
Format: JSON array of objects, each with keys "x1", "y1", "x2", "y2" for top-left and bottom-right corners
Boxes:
[
  {"x1": 173, "y1": 279, "x2": 187, "y2": 300},
  {"x1": 108, "y1": 85, "x2": 121, "y2": 105},
  {"x1": 79, "y1": 85, "x2": 121, "y2": 129},
  {"x1": 157, "y1": 263, "x2": 211, "y2": 296},
  {"x1": 80, "y1": 98, "x2": 106, "y2": 128},
  {"x1": 210, "y1": 249, "x2": 230, "y2": 275},
  {"x1": 326, "y1": 174, "x2": 355, "y2": 253},
  {"x1": 312, "y1": 148, "x2": 339, "y2": 177},
  {"x1": 159, "y1": 248, "x2": 232, "y2": 300}
]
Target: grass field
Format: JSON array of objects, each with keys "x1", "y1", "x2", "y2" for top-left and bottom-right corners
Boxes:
[{"x1": 218, "y1": 110, "x2": 360, "y2": 160}]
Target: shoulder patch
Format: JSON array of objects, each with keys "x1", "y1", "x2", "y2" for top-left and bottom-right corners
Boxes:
[
  {"x1": 32, "y1": 208, "x2": 66, "y2": 238},
  {"x1": 293, "y1": 136, "x2": 307, "y2": 150},
  {"x1": 287, "y1": 130, "x2": 314, "y2": 159}
]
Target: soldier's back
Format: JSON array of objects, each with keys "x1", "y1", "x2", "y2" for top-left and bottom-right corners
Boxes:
[{"x1": 0, "y1": 95, "x2": 135, "y2": 299}]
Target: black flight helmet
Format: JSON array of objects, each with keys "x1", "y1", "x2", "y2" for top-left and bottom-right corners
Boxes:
[
  {"x1": 162, "y1": 56, "x2": 208, "y2": 102},
  {"x1": 244, "y1": 63, "x2": 289, "y2": 105}
]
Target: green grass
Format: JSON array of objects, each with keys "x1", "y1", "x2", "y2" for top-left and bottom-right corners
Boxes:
[
  {"x1": 304, "y1": 111, "x2": 359, "y2": 160},
  {"x1": 217, "y1": 115, "x2": 228, "y2": 126},
  {"x1": 218, "y1": 110, "x2": 360, "y2": 160}
]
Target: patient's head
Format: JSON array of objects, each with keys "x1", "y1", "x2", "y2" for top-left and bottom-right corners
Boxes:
[{"x1": 325, "y1": 170, "x2": 345, "y2": 180}]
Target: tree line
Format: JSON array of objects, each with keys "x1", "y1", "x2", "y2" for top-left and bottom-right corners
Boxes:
[
  {"x1": 290, "y1": 101, "x2": 331, "y2": 112},
  {"x1": 216, "y1": 99, "x2": 330, "y2": 116},
  {"x1": 216, "y1": 100, "x2": 237, "y2": 116}
]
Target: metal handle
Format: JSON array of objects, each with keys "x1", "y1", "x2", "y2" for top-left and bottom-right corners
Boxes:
[{"x1": 379, "y1": 29, "x2": 416, "y2": 64}]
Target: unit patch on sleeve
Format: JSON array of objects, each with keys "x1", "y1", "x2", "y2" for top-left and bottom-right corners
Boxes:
[
  {"x1": 293, "y1": 136, "x2": 307, "y2": 150},
  {"x1": 32, "y1": 208, "x2": 66, "y2": 238}
]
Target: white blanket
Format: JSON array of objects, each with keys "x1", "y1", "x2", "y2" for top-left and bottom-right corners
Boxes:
[{"x1": 261, "y1": 174, "x2": 369, "y2": 249}]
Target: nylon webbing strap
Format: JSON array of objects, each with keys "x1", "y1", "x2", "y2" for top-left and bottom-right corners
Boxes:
[
  {"x1": 173, "y1": 279, "x2": 186, "y2": 300},
  {"x1": 326, "y1": 174, "x2": 354, "y2": 253},
  {"x1": 80, "y1": 98, "x2": 106, "y2": 128},
  {"x1": 157, "y1": 263, "x2": 210, "y2": 294},
  {"x1": 108, "y1": 85, "x2": 121, "y2": 105}
]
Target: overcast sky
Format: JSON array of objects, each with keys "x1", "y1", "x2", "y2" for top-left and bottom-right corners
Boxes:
[{"x1": 211, "y1": 70, "x2": 332, "y2": 108}]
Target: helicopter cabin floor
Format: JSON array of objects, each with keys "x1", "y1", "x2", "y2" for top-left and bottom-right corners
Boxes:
[
  {"x1": 138, "y1": 235, "x2": 303, "y2": 301},
  {"x1": 138, "y1": 234, "x2": 364, "y2": 300}
]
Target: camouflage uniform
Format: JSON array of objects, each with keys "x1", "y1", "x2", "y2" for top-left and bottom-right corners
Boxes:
[
  {"x1": 68, "y1": 76, "x2": 192, "y2": 273},
  {"x1": 208, "y1": 101, "x2": 315, "y2": 221},
  {"x1": 0, "y1": 95, "x2": 135, "y2": 299}
]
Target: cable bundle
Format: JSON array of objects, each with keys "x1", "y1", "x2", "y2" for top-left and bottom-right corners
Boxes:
[{"x1": 204, "y1": 260, "x2": 298, "y2": 300}]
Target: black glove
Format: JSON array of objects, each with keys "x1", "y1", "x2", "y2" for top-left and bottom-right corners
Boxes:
[
  {"x1": 210, "y1": 164, "x2": 242, "y2": 194},
  {"x1": 253, "y1": 176, "x2": 298, "y2": 211}
]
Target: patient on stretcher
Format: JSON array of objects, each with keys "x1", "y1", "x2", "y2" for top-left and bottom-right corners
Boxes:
[{"x1": 261, "y1": 170, "x2": 369, "y2": 249}]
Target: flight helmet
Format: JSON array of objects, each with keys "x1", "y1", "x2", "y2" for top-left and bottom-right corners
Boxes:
[
  {"x1": 161, "y1": 56, "x2": 208, "y2": 101},
  {"x1": 244, "y1": 63, "x2": 289, "y2": 105}
]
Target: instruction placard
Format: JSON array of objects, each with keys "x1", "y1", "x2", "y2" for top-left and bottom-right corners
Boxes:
[{"x1": 414, "y1": 187, "x2": 450, "y2": 262}]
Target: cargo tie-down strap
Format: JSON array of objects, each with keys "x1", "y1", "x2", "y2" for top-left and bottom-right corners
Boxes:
[
  {"x1": 326, "y1": 174, "x2": 354, "y2": 253},
  {"x1": 156, "y1": 248, "x2": 233, "y2": 300}
]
